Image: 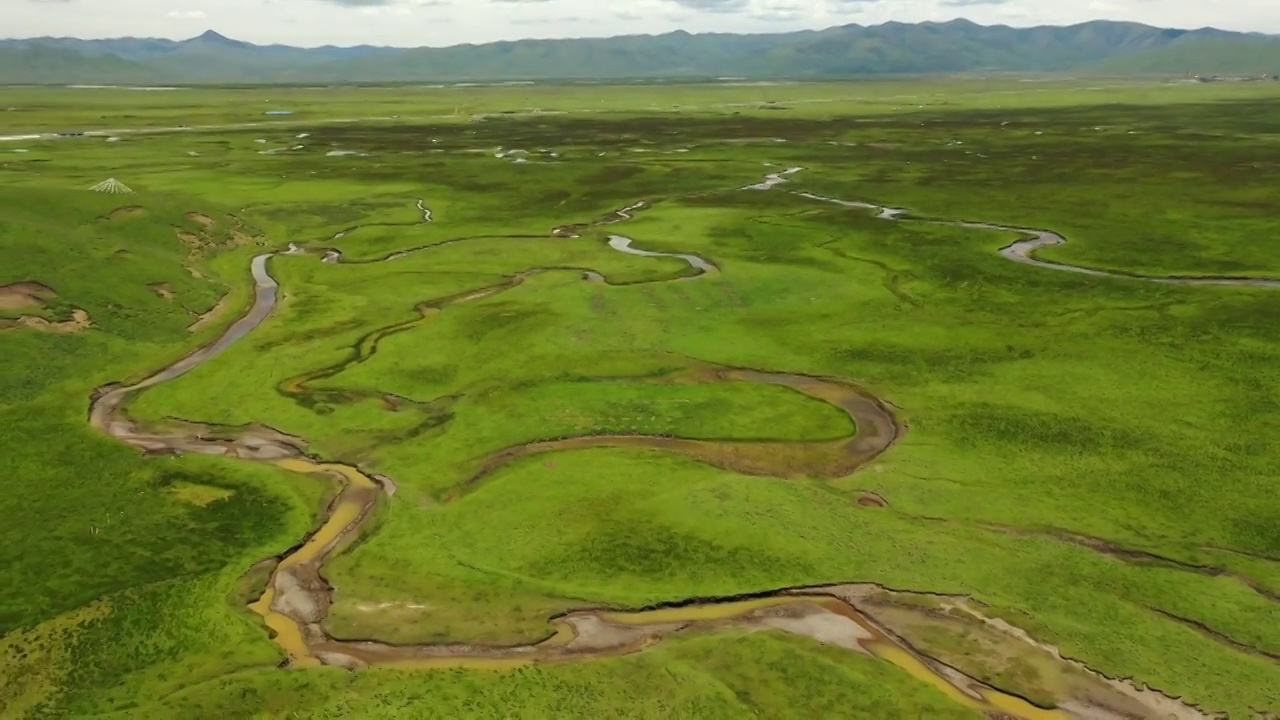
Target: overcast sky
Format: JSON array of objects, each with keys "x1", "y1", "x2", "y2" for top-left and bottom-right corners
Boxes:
[{"x1": 6, "y1": 0, "x2": 1278, "y2": 46}]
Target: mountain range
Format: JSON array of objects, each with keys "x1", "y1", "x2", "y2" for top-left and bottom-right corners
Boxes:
[{"x1": 2, "y1": 21, "x2": 1278, "y2": 85}]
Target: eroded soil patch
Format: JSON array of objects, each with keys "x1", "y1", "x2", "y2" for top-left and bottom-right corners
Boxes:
[
  {"x1": 0, "y1": 280, "x2": 56, "y2": 311},
  {"x1": 2, "y1": 309, "x2": 92, "y2": 333}
]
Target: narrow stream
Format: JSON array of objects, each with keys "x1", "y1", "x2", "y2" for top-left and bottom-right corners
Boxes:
[
  {"x1": 793, "y1": 189, "x2": 1280, "y2": 287},
  {"x1": 607, "y1": 235, "x2": 718, "y2": 277}
]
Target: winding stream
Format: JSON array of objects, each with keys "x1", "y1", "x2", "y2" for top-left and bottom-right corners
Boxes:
[
  {"x1": 793, "y1": 189, "x2": 1280, "y2": 287},
  {"x1": 607, "y1": 235, "x2": 719, "y2": 277},
  {"x1": 86, "y1": 172, "x2": 1231, "y2": 718}
]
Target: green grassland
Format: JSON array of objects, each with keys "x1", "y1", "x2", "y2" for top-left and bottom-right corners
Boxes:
[{"x1": 2, "y1": 78, "x2": 1279, "y2": 717}]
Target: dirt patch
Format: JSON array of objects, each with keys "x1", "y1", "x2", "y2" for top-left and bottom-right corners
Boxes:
[
  {"x1": 856, "y1": 491, "x2": 889, "y2": 507},
  {"x1": 757, "y1": 601, "x2": 875, "y2": 652},
  {"x1": 559, "y1": 614, "x2": 684, "y2": 653},
  {"x1": 175, "y1": 228, "x2": 204, "y2": 252},
  {"x1": 229, "y1": 227, "x2": 255, "y2": 246},
  {"x1": 10, "y1": 309, "x2": 92, "y2": 333},
  {"x1": 104, "y1": 205, "x2": 145, "y2": 220},
  {"x1": 185, "y1": 211, "x2": 214, "y2": 228},
  {"x1": 149, "y1": 282, "x2": 175, "y2": 301},
  {"x1": 0, "y1": 280, "x2": 55, "y2": 310}
]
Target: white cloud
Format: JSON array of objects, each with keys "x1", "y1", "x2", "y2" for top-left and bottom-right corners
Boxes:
[
  {"x1": 1087, "y1": 0, "x2": 1128, "y2": 13},
  {"x1": 1, "y1": 0, "x2": 1276, "y2": 45}
]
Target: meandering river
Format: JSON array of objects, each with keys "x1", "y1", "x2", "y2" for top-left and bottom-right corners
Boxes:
[{"x1": 86, "y1": 171, "x2": 1236, "y2": 718}]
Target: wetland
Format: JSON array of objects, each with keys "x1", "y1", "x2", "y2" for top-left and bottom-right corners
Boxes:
[{"x1": 2, "y1": 78, "x2": 1279, "y2": 718}]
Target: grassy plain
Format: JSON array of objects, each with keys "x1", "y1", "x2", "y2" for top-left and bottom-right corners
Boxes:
[{"x1": 2, "y1": 77, "x2": 1279, "y2": 717}]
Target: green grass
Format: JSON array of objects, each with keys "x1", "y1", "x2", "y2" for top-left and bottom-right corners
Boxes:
[
  {"x1": 2, "y1": 78, "x2": 1279, "y2": 717},
  {"x1": 111, "y1": 632, "x2": 981, "y2": 719}
]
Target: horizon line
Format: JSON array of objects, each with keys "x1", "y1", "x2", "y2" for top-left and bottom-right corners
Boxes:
[{"x1": 1, "y1": 17, "x2": 1272, "y2": 52}]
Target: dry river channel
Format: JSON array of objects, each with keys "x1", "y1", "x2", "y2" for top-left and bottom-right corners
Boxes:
[{"x1": 86, "y1": 174, "x2": 1238, "y2": 719}]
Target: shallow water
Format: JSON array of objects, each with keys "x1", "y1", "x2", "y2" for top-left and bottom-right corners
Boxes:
[
  {"x1": 791, "y1": 191, "x2": 1280, "y2": 287},
  {"x1": 743, "y1": 166, "x2": 803, "y2": 190},
  {"x1": 607, "y1": 235, "x2": 718, "y2": 276}
]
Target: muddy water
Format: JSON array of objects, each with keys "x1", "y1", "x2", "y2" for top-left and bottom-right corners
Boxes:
[
  {"x1": 451, "y1": 365, "x2": 900, "y2": 499},
  {"x1": 793, "y1": 190, "x2": 1280, "y2": 287},
  {"x1": 248, "y1": 459, "x2": 381, "y2": 669}
]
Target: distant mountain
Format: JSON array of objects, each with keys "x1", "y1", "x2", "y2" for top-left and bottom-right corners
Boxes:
[
  {"x1": 1, "y1": 20, "x2": 1278, "y2": 85},
  {"x1": 1090, "y1": 36, "x2": 1280, "y2": 75}
]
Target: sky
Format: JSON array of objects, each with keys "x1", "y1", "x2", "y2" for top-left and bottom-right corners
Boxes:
[{"x1": 6, "y1": 0, "x2": 1279, "y2": 46}]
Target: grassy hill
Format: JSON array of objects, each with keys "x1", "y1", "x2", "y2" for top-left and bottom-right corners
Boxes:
[
  {"x1": 1, "y1": 21, "x2": 1278, "y2": 84},
  {"x1": 1091, "y1": 36, "x2": 1280, "y2": 75},
  {"x1": 0, "y1": 47, "x2": 157, "y2": 85}
]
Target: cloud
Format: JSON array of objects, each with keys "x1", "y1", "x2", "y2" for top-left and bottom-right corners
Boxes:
[
  {"x1": 749, "y1": 0, "x2": 811, "y2": 21},
  {"x1": 824, "y1": 0, "x2": 885, "y2": 13},
  {"x1": 939, "y1": 0, "x2": 1009, "y2": 5},
  {"x1": 669, "y1": 0, "x2": 750, "y2": 13},
  {"x1": 313, "y1": 0, "x2": 450, "y2": 5},
  {"x1": 512, "y1": 15, "x2": 585, "y2": 23},
  {"x1": 166, "y1": 10, "x2": 208, "y2": 19},
  {"x1": 311, "y1": 0, "x2": 449, "y2": 16}
]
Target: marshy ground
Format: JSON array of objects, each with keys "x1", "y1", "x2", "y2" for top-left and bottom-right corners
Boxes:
[{"x1": 1, "y1": 77, "x2": 1278, "y2": 718}]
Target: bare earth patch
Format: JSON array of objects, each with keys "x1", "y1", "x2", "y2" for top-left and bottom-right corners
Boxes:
[
  {"x1": 185, "y1": 211, "x2": 215, "y2": 228},
  {"x1": 856, "y1": 490, "x2": 889, "y2": 507},
  {"x1": 7, "y1": 309, "x2": 93, "y2": 334},
  {"x1": 149, "y1": 282, "x2": 175, "y2": 301},
  {"x1": 0, "y1": 280, "x2": 56, "y2": 310},
  {"x1": 175, "y1": 228, "x2": 204, "y2": 252}
]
